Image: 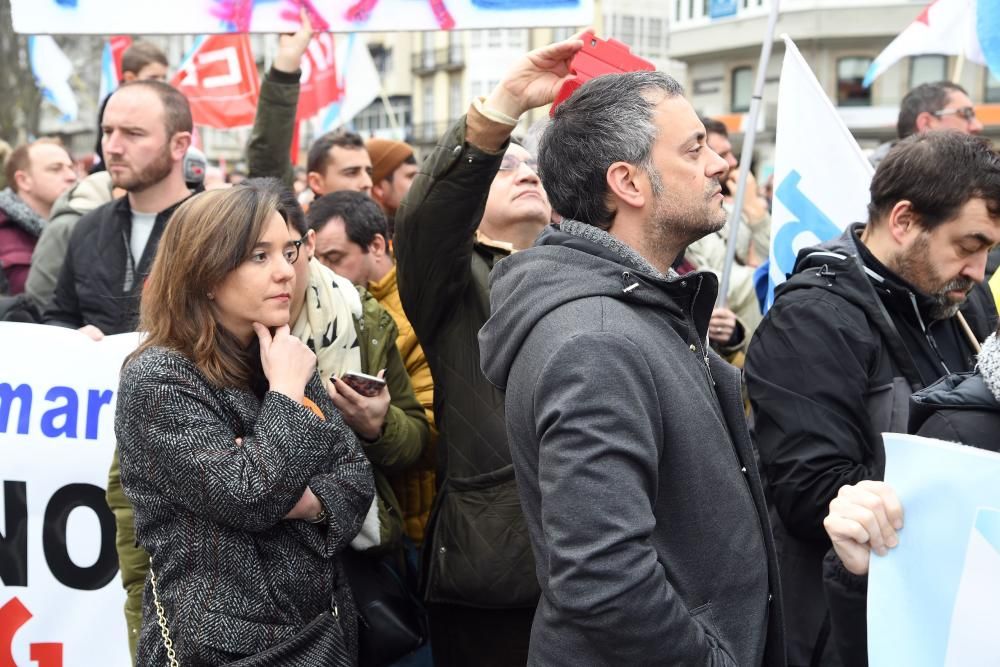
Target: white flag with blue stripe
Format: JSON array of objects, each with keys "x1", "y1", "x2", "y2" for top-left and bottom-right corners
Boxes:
[
  {"x1": 766, "y1": 35, "x2": 874, "y2": 309},
  {"x1": 28, "y1": 35, "x2": 78, "y2": 122}
]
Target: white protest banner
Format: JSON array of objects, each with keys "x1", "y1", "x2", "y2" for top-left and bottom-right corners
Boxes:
[
  {"x1": 767, "y1": 35, "x2": 874, "y2": 308},
  {"x1": 868, "y1": 433, "x2": 1000, "y2": 666},
  {"x1": 11, "y1": 0, "x2": 594, "y2": 34},
  {"x1": 1, "y1": 323, "x2": 139, "y2": 667}
]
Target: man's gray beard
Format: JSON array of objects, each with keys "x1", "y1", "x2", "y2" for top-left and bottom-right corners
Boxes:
[{"x1": 929, "y1": 278, "x2": 974, "y2": 320}]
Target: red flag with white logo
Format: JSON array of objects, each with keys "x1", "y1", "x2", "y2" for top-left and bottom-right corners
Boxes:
[
  {"x1": 172, "y1": 34, "x2": 260, "y2": 129},
  {"x1": 297, "y1": 33, "x2": 343, "y2": 122}
]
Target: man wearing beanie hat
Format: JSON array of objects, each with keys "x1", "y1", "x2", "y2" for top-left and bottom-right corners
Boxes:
[{"x1": 367, "y1": 138, "x2": 418, "y2": 224}]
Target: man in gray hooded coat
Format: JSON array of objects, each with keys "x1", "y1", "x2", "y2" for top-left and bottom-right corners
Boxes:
[{"x1": 478, "y1": 67, "x2": 784, "y2": 666}]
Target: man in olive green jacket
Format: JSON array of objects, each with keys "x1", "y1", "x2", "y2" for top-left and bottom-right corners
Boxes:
[{"x1": 393, "y1": 36, "x2": 572, "y2": 667}]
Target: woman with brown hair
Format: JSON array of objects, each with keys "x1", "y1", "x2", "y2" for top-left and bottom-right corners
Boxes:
[{"x1": 115, "y1": 180, "x2": 374, "y2": 665}]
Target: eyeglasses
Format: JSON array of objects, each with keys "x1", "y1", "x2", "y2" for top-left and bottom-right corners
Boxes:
[
  {"x1": 932, "y1": 106, "x2": 977, "y2": 122},
  {"x1": 499, "y1": 155, "x2": 539, "y2": 172},
  {"x1": 283, "y1": 238, "x2": 304, "y2": 264}
]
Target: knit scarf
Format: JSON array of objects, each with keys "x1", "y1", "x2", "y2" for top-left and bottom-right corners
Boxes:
[
  {"x1": 292, "y1": 259, "x2": 362, "y2": 382},
  {"x1": 977, "y1": 332, "x2": 1000, "y2": 404},
  {"x1": 559, "y1": 218, "x2": 678, "y2": 280},
  {"x1": 0, "y1": 187, "x2": 45, "y2": 238}
]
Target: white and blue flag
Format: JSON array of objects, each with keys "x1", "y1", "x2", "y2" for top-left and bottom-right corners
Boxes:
[
  {"x1": 766, "y1": 36, "x2": 874, "y2": 309},
  {"x1": 28, "y1": 35, "x2": 78, "y2": 122}
]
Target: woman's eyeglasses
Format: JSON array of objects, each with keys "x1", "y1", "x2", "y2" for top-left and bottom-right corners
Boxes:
[{"x1": 283, "y1": 238, "x2": 304, "y2": 264}]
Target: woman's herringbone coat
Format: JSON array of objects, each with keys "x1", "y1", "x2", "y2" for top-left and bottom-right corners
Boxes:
[{"x1": 116, "y1": 346, "x2": 374, "y2": 666}]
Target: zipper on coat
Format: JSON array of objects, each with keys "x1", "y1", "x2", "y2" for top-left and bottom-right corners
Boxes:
[
  {"x1": 908, "y1": 292, "x2": 952, "y2": 375},
  {"x1": 690, "y1": 275, "x2": 716, "y2": 388}
]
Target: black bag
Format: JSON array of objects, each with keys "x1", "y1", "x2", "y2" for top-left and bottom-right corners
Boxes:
[
  {"x1": 227, "y1": 600, "x2": 353, "y2": 667},
  {"x1": 150, "y1": 563, "x2": 354, "y2": 667},
  {"x1": 341, "y1": 549, "x2": 427, "y2": 667}
]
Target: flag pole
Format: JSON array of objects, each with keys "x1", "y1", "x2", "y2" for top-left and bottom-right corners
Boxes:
[
  {"x1": 717, "y1": 0, "x2": 781, "y2": 308},
  {"x1": 952, "y1": 50, "x2": 966, "y2": 82}
]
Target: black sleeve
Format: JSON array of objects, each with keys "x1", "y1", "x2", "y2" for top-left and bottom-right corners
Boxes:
[
  {"x1": 746, "y1": 293, "x2": 878, "y2": 541},
  {"x1": 393, "y1": 115, "x2": 505, "y2": 344},
  {"x1": 823, "y1": 549, "x2": 869, "y2": 667}
]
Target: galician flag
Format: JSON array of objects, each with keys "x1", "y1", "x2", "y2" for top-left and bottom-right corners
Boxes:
[
  {"x1": 864, "y1": 0, "x2": 1000, "y2": 87},
  {"x1": 766, "y1": 35, "x2": 874, "y2": 308},
  {"x1": 319, "y1": 33, "x2": 381, "y2": 131}
]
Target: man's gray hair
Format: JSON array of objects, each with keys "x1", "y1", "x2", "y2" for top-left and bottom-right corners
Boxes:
[{"x1": 538, "y1": 71, "x2": 684, "y2": 231}]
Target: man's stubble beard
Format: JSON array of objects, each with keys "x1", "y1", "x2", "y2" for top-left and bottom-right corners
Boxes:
[
  {"x1": 644, "y1": 166, "x2": 727, "y2": 264},
  {"x1": 109, "y1": 143, "x2": 174, "y2": 194}
]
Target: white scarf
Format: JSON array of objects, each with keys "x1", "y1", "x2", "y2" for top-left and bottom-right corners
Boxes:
[
  {"x1": 292, "y1": 259, "x2": 363, "y2": 381},
  {"x1": 977, "y1": 332, "x2": 1000, "y2": 403}
]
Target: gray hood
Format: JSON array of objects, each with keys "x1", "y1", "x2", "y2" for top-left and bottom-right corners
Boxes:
[{"x1": 479, "y1": 222, "x2": 717, "y2": 391}]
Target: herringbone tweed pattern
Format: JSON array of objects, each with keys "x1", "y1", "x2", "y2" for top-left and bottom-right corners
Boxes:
[{"x1": 116, "y1": 346, "x2": 374, "y2": 666}]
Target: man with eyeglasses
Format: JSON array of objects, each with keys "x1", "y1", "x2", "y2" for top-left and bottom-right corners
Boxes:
[
  {"x1": 392, "y1": 39, "x2": 554, "y2": 667},
  {"x1": 869, "y1": 81, "x2": 985, "y2": 168}
]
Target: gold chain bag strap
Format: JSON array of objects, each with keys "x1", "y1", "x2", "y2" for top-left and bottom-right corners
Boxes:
[{"x1": 149, "y1": 560, "x2": 181, "y2": 667}]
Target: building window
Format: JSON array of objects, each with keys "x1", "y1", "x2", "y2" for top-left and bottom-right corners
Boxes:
[
  {"x1": 508, "y1": 29, "x2": 527, "y2": 50},
  {"x1": 646, "y1": 18, "x2": 664, "y2": 58},
  {"x1": 552, "y1": 27, "x2": 574, "y2": 42},
  {"x1": 837, "y1": 57, "x2": 873, "y2": 106},
  {"x1": 987, "y1": 70, "x2": 1000, "y2": 103},
  {"x1": 675, "y1": 0, "x2": 682, "y2": 22},
  {"x1": 449, "y1": 76, "x2": 463, "y2": 120},
  {"x1": 488, "y1": 30, "x2": 502, "y2": 48},
  {"x1": 731, "y1": 66, "x2": 753, "y2": 112},
  {"x1": 470, "y1": 30, "x2": 482, "y2": 48},
  {"x1": 370, "y1": 45, "x2": 392, "y2": 77},
  {"x1": 421, "y1": 32, "x2": 434, "y2": 69},
  {"x1": 422, "y1": 79, "x2": 434, "y2": 124},
  {"x1": 909, "y1": 55, "x2": 947, "y2": 88},
  {"x1": 620, "y1": 16, "x2": 636, "y2": 46}
]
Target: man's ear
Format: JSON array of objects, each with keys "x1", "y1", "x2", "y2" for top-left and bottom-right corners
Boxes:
[
  {"x1": 307, "y1": 171, "x2": 325, "y2": 196},
  {"x1": 371, "y1": 181, "x2": 386, "y2": 203},
  {"x1": 12, "y1": 170, "x2": 31, "y2": 194},
  {"x1": 170, "y1": 132, "x2": 192, "y2": 161},
  {"x1": 369, "y1": 233, "x2": 387, "y2": 258},
  {"x1": 914, "y1": 111, "x2": 936, "y2": 134},
  {"x1": 606, "y1": 161, "x2": 645, "y2": 211},
  {"x1": 886, "y1": 200, "x2": 921, "y2": 244},
  {"x1": 121, "y1": 71, "x2": 137, "y2": 83}
]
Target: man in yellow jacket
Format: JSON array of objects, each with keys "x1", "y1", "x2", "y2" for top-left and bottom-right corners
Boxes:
[{"x1": 307, "y1": 190, "x2": 437, "y2": 545}]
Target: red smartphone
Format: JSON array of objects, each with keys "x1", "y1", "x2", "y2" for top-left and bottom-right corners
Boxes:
[
  {"x1": 550, "y1": 31, "x2": 656, "y2": 116},
  {"x1": 338, "y1": 371, "x2": 386, "y2": 397}
]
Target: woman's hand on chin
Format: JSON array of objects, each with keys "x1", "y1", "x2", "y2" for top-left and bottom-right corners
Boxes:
[{"x1": 254, "y1": 322, "x2": 316, "y2": 402}]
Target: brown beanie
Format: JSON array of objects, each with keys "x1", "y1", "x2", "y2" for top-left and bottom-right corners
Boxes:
[{"x1": 366, "y1": 138, "x2": 415, "y2": 185}]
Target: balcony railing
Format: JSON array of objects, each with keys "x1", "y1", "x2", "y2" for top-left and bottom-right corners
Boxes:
[{"x1": 411, "y1": 47, "x2": 465, "y2": 74}]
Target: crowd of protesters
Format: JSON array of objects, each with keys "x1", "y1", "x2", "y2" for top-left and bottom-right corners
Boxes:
[{"x1": 1, "y1": 26, "x2": 999, "y2": 667}]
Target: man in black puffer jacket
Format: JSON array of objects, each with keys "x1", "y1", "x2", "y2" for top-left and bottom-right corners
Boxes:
[
  {"x1": 746, "y1": 131, "x2": 1000, "y2": 666},
  {"x1": 821, "y1": 325, "x2": 1000, "y2": 666}
]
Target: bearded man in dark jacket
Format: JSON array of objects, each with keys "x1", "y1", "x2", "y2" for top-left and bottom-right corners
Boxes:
[
  {"x1": 745, "y1": 131, "x2": 1000, "y2": 666},
  {"x1": 478, "y1": 63, "x2": 785, "y2": 665}
]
